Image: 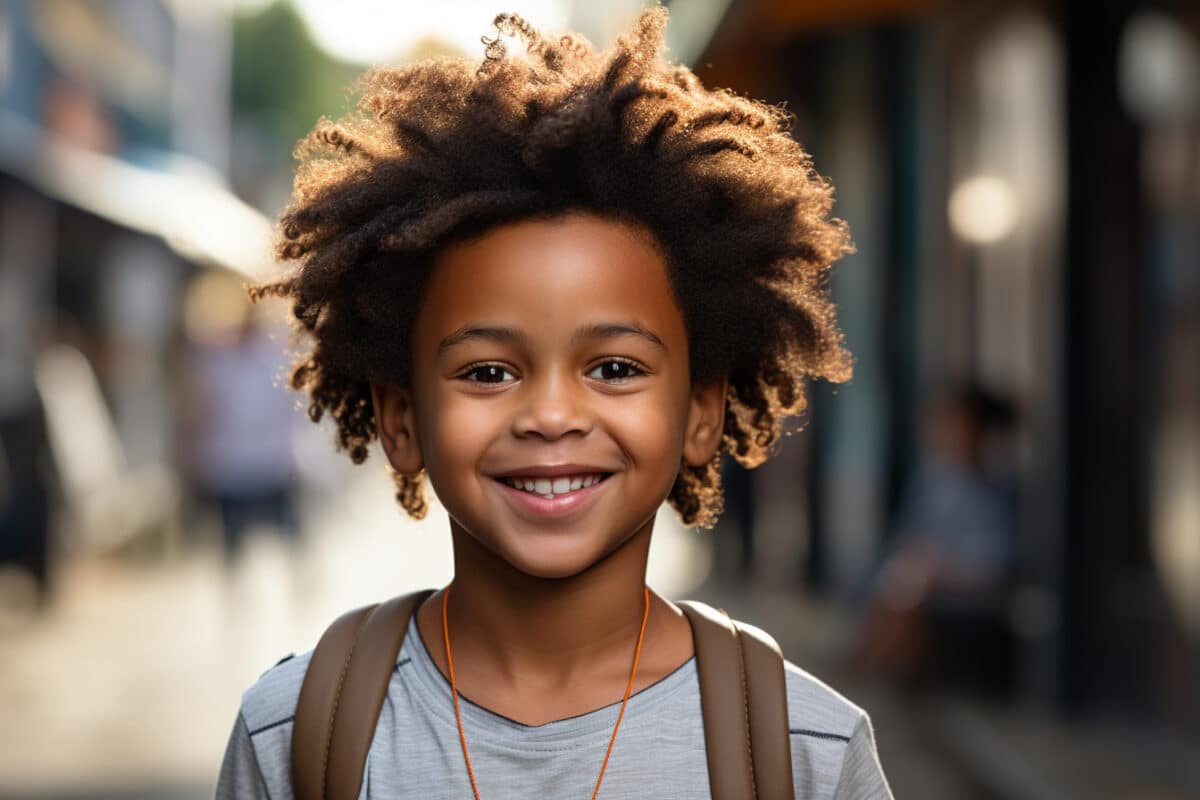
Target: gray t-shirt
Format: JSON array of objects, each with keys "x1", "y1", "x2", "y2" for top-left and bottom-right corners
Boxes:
[{"x1": 217, "y1": 612, "x2": 893, "y2": 799}]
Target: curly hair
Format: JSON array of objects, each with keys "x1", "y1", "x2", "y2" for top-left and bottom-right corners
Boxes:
[{"x1": 247, "y1": 5, "x2": 855, "y2": 529}]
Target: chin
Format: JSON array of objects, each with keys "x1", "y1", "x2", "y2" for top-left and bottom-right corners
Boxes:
[
  {"x1": 502, "y1": 543, "x2": 603, "y2": 581},
  {"x1": 451, "y1": 508, "x2": 651, "y2": 582}
]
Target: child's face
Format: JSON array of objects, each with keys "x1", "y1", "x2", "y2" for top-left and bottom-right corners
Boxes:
[{"x1": 371, "y1": 211, "x2": 726, "y2": 580}]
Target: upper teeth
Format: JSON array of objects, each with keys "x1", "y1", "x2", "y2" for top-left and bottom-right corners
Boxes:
[{"x1": 503, "y1": 474, "x2": 605, "y2": 497}]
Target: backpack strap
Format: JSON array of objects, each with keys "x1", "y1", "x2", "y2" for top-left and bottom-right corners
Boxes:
[
  {"x1": 678, "y1": 601, "x2": 795, "y2": 800},
  {"x1": 293, "y1": 589, "x2": 435, "y2": 800}
]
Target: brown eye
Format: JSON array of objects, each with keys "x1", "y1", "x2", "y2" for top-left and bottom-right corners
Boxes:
[
  {"x1": 460, "y1": 364, "x2": 514, "y2": 384},
  {"x1": 587, "y1": 359, "x2": 645, "y2": 384}
]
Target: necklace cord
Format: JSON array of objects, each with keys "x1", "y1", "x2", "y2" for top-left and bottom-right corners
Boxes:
[
  {"x1": 442, "y1": 584, "x2": 651, "y2": 800},
  {"x1": 443, "y1": 587, "x2": 481, "y2": 800},
  {"x1": 589, "y1": 585, "x2": 650, "y2": 800}
]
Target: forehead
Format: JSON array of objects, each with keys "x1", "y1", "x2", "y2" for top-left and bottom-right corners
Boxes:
[{"x1": 413, "y1": 213, "x2": 687, "y2": 355}]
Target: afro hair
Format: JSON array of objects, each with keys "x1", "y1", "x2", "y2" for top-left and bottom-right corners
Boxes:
[{"x1": 248, "y1": 5, "x2": 856, "y2": 528}]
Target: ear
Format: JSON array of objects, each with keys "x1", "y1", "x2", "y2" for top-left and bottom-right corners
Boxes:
[
  {"x1": 369, "y1": 380, "x2": 424, "y2": 474},
  {"x1": 681, "y1": 374, "x2": 729, "y2": 467}
]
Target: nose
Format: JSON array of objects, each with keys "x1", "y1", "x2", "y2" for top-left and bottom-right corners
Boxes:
[{"x1": 510, "y1": 369, "x2": 593, "y2": 441}]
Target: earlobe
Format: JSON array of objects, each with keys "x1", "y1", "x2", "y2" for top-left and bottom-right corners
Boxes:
[
  {"x1": 681, "y1": 374, "x2": 729, "y2": 467},
  {"x1": 369, "y1": 380, "x2": 424, "y2": 474}
]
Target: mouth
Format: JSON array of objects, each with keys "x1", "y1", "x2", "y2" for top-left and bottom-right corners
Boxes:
[
  {"x1": 490, "y1": 471, "x2": 615, "y2": 518},
  {"x1": 495, "y1": 472, "x2": 614, "y2": 500}
]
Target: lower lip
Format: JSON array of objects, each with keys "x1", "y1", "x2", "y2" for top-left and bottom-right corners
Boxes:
[{"x1": 491, "y1": 474, "x2": 614, "y2": 519}]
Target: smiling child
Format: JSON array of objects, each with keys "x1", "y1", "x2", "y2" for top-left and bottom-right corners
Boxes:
[{"x1": 217, "y1": 6, "x2": 892, "y2": 798}]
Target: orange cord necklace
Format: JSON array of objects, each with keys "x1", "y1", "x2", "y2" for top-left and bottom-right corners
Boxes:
[{"x1": 442, "y1": 584, "x2": 650, "y2": 800}]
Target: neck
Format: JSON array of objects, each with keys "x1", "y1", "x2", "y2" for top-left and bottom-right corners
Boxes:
[{"x1": 440, "y1": 519, "x2": 654, "y2": 689}]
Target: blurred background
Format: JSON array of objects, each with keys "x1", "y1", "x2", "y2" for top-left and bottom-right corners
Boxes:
[{"x1": 0, "y1": 0, "x2": 1197, "y2": 797}]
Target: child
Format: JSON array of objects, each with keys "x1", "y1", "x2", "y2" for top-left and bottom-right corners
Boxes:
[{"x1": 217, "y1": 6, "x2": 892, "y2": 798}]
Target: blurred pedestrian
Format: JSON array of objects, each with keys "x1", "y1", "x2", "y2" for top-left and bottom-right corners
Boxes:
[
  {"x1": 845, "y1": 381, "x2": 1019, "y2": 694},
  {"x1": 183, "y1": 273, "x2": 301, "y2": 567}
]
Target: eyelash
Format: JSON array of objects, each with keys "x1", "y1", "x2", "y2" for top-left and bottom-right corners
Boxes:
[{"x1": 456, "y1": 358, "x2": 647, "y2": 386}]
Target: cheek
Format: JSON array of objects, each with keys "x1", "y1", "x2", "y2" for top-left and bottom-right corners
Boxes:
[
  {"x1": 416, "y1": 392, "x2": 501, "y2": 484},
  {"x1": 608, "y1": 390, "x2": 689, "y2": 470}
]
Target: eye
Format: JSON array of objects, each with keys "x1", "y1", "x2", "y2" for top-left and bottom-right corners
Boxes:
[
  {"x1": 457, "y1": 363, "x2": 516, "y2": 384},
  {"x1": 587, "y1": 358, "x2": 646, "y2": 384}
]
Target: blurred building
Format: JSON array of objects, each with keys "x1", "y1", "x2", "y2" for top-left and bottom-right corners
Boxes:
[
  {"x1": 0, "y1": 1, "x2": 276, "y2": 573},
  {"x1": 697, "y1": 0, "x2": 1199, "y2": 748}
]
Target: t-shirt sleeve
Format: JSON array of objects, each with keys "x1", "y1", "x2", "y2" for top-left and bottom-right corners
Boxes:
[
  {"x1": 831, "y1": 711, "x2": 894, "y2": 800},
  {"x1": 216, "y1": 711, "x2": 273, "y2": 800}
]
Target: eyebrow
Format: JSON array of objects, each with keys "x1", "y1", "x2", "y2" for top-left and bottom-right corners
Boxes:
[{"x1": 437, "y1": 321, "x2": 666, "y2": 357}]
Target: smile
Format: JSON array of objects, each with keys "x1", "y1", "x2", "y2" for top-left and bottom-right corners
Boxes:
[
  {"x1": 500, "y1": 473, "x2": 610, "y2": 499},
  {"x1": 491, "y1": 472, "x2": 614, "y2": 518}
]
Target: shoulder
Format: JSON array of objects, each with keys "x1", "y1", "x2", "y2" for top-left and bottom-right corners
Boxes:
[
  {"x1": 729, "y1": 613, "x2": 890, "y2": 797},
  {"x1": 218, "y1": 651, "x2": 315, "y2": 800},
  {"x1": 719, "y1": 614, "x2": 863, "y2": 740},
  {"x1": 781, "y1": 658, "x2": 863, "y2": 742},
  {"x1": 781, "y1": 658, "x2": 894, "y2": 799},
  {"x1": 239, "y1": 649, "x2": 314, "y2": 737},
  {"x1": 680, "y1": 605, "x2": 867, "y2": 742}
]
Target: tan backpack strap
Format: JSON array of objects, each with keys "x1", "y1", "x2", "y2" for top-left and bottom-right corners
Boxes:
[
  {"x1": 292, "y1": 589, "x2": 435, "y2": 800},
  {"x1": 678, "y1": 601, "x2": 794, "y2": 800},
  {"x1": 679, "y1": 601, "x2": 756, "y2": 799},
  {"x1": 293, "y1": 602, "x2": 377, "y2": 800},
  {"x1": 736, "y1": 620, "x2": 795, "y2": 800}
]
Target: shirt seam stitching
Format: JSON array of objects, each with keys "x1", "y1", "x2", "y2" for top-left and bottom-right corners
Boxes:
[
  {"x1": 789, "y1": 728, "x2": 851, "y2": 742},
  {"x1": 248, "y1": 715, "x2": 295, "y2": 737}
]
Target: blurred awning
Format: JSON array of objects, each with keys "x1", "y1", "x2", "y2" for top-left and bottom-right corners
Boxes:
[
  {"x1": 755, "y1": 0, "x2": 934, "y2": 30},
  {"x1": 0, "y1": 110, "x2": 275, "y2": 280},
  {"x1": 697, "y1": 0, "x2": 936, "y2": 91}
]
